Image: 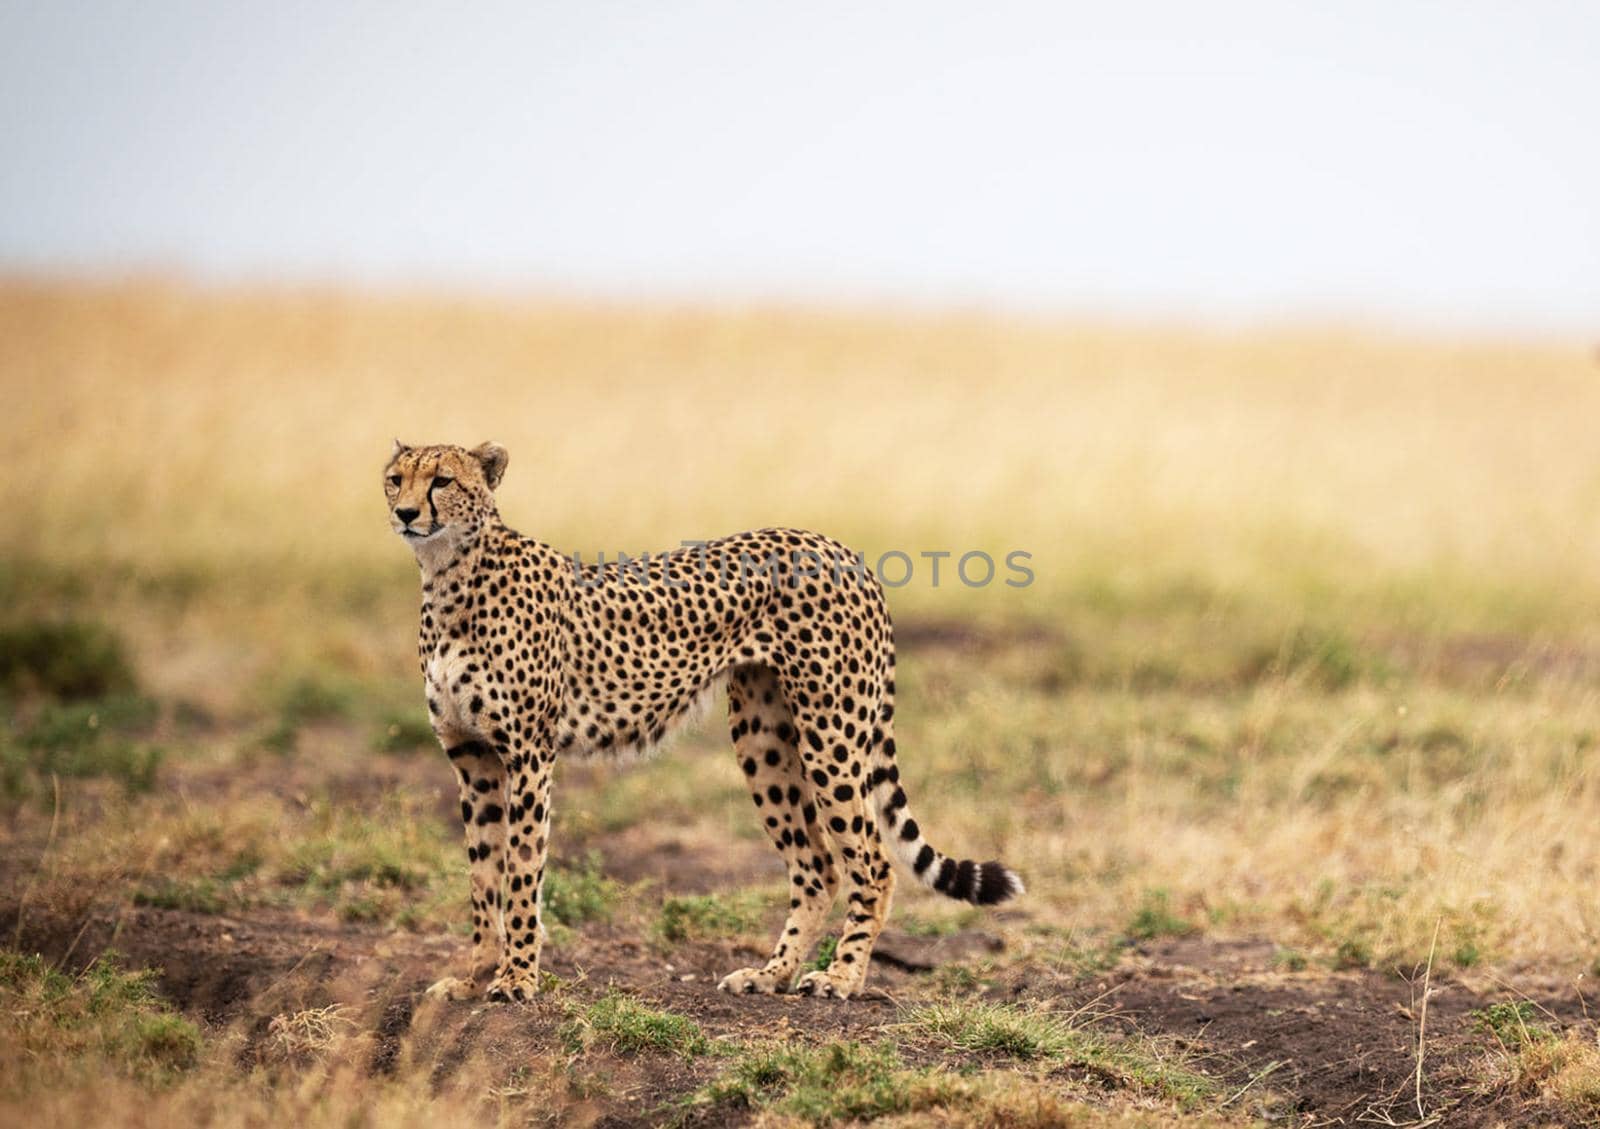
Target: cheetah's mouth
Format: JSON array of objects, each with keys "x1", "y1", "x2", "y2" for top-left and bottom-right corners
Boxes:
[{"x1": 399, "y1": 526, "x2": 441, "y2": 540}]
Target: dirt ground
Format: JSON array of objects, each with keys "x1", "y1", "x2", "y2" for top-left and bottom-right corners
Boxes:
[{"x1": 5, "y1": 787, "x2": 1592, "y2": 1128}]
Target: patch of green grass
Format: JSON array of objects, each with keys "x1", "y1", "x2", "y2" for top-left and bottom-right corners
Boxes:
[
  {"x1": 257, "y1": 667, "x2": 369, "y2": 754},
  {"x1": 1473, "y1": 1000, "x2": 1556, "y2": 1049},
  {"x1": 904, "y1": 1000, "x2": 1074, "y2": 1060},
  {"x1": 270, "y1": 795, "x2": 458, "y2": 925},
  {"x1": 654, "y1": 892, "x2": 762, "y2": 943},
  {"x1": 1332, "y1": 937, "x2": 1373, "y2": 970},
  {"x1": 685, "y1": 1040, "x2": 967, "y2": 1126},
  {"x1": 811, "y1": 935, "x2": 837, "y2": 971},
  {"x1": 5, "y1": 694, "x2": 163, "y2": 798},
  {"x1": 133, "y1": 877, "x2": 228, "y2": 915},
  {"x1": 1125, "y1": 889, "x2": 1197, "y2": 941},
  {"x1": 286, "y1": 818, "x2": 434, "y2": 892},
  {"x1": 1241, "y1": 624, "x2": 1383, "y2": 690},
  {"x1": 273, "y1": 670, "x2": 360, "y2": 724},
  {"x1": 903, "y1": 1000, "x2": 1218, "y2": 1109},
  {"x1": 561, "y1": 991, "x2": 710, "y2": 1058},
  {"x1": 544, "y1": 852, "x2": 622, "y2": 928},
  {"x1": 930, "y1": 960, "x2": 997, "y2": 995},
  {"x1": 372, "y1": 711, "x2": 435, "y2": 754},
  {"x1": 0, "y1": 951, "x2": 201, "y2": 1083},
  {"x1": 1273, "y1": 947, "x2": 1309, "y2": 972},
  {"x1": 0, "y1": 619, "x2": 136, "y2": 700}
]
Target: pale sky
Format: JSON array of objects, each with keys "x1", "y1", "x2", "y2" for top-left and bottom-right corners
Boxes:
[{"x1": 1, "y1": 2, "x2": 1596, "y2": 331}]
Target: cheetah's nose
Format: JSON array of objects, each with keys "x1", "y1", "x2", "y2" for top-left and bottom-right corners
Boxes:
[{"x1": 395, "y1": 507, "x2": 420, "y2": 524}]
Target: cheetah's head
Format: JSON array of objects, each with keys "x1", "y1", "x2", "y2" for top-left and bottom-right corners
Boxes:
[{"x1": 383, "y1": 441, "x2": 508, "y2": 550}]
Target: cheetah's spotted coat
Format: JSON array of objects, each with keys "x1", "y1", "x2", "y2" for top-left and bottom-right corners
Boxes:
[{"x1": 385, "y1": 441, "x2": 1022, "y2": 1002}]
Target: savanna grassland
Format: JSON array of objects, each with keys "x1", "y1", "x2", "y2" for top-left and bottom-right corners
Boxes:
[{"x1": 3, "y1": 279, "x2": 1600, "y2": 1127}]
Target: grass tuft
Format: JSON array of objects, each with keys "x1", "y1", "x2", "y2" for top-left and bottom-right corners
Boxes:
[
  {"x1": 543, "y1": 852, "x2": 622, "y2": 928},
  {"x1": 903, "y1": 1000, "x2": 1219, "y2": 1109},
  {"x1": 561, "y1": 991, "x2": 709, "y2": 1058},
  {"x1": 685, "y1": 1040, "x2": 968, "y2": 1126},
  {"x1": 1125, "y1": 889, "x2": 1197, "y2": 941},
  {"x1": 654, "y1": 892, "x2": 762, "y2": 943},
  {"x1": 0, "y1": 951, "x2": 202, "y2": 1083}
]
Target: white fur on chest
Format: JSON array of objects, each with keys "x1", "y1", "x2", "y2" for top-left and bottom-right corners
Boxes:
[{"x1": 425, "y1": 641, "x2": 479, "y2": 734}]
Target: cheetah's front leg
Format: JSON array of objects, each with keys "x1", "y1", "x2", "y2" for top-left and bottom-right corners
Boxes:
[
  {"x1": 427, "y1": 739, "x2": 507, "y2": 1001},
  {"x1": 485, "y1": 744, "x2": 555, "y2": 1003}
]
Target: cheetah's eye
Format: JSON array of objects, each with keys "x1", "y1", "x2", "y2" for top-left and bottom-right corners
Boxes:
[
  {"x1": 432, "y1": 476, "x2": 454, "y2": 489},
  {"x1": 387, "y1": 474, "x2": 402, "y2": 487}
]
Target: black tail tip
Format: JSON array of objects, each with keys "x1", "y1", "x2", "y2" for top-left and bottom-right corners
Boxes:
[
  {"x1": 973, "y1": 859, "x2": 1025, "y2": 905},
  {"x1": 929, "y1": 856, "x2": 1026, "y2": 904}
]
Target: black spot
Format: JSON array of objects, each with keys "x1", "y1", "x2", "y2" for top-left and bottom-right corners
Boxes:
[
  {"x1": 476, "y1": 804, "x2": 504, "y2": 825},
  {"x1": 899, "y1": 818, "x2": 919, "y2": 842}
]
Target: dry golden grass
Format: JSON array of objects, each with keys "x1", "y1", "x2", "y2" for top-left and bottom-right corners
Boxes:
[{"x1": 4, "y1": 279, "x2": 1598, "y2": 616}]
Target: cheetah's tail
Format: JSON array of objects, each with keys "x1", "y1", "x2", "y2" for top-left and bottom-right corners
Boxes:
[{"x1": 868, "y1": 762, "x2": 1025, "y2": 906}]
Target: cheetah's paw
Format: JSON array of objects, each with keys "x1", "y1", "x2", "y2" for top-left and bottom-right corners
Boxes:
[
  {"x1": 423, "y1": 976, "x2": 480, "y2": 1002},
  {"x1": 717, "y1": 967, "x2": 786, "y2": 996},
  {"x1": 793, "y1": 970, "x2": 853, "y2": 1000},
  {"x1": 484, "y1": 972, "x2": 540, "y2": 1004}
]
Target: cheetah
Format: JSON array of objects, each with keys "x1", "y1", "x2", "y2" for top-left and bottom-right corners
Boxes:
[{"x1": 385, "y1": 440, "x2": 1023, "y2": 1002}]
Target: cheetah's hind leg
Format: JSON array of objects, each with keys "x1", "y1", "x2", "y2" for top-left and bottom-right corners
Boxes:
[{"x1": 717, "y1": 664, "x2": 839, "y2": 996}]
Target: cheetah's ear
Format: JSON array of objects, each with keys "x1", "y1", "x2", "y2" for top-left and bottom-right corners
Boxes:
[
  {"x1": 472, "y1": 442, "x2": 509, "y2": 490},
  {"x1": 391, "y1": 438, "x2": 409, "y2": 459}
]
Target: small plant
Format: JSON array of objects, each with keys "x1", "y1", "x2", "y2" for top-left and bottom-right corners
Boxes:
[
  {"x1": 1272, "y1": 947, "x2": 1309, "y2": 972},
  {"x1": 1332, "y1": 937, "x2": 1373, "y2": 970},
  {"x1": 1452, "y1": 939, "x2": 1482, "y2": 968},
  {"x1": 654, "y1": 892, "x2": 761, "y2": 943},
  {"x1": 561, "y1": 991, "x2": 709, "y2": 1058},
  {"x1": 1125, "y1": 889, "x2": 1196, "y2": 941},
  {"x1": 811, "y1": 935, "x2": 838, "y2": 971},
  {"x1": 1473, "y1": 1000, "x2": 1556, "y2": 1049},
  {"x1": 544, "y1": 852, "x2": 622, "y2": 928}
]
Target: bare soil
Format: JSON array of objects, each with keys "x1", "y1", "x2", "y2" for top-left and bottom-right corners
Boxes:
[{"x1": 4, "y1": 858, "x2": 1593, "y2": 1127}]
